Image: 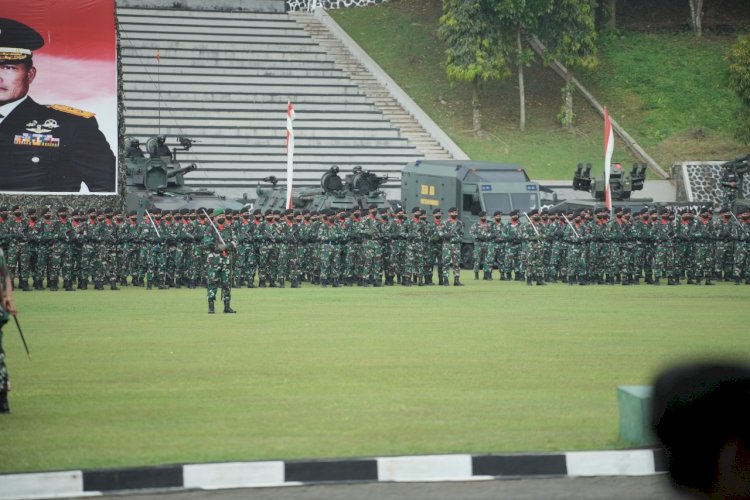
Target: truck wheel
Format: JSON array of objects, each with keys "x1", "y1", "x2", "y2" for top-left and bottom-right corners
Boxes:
[{"x1": 461, "y1": 243, "x2": 474, "y2": 270}]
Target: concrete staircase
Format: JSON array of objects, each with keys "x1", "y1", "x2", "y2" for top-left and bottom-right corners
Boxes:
[{"x1": 118, "y1": 6, "x2": 457, "y2": 200}]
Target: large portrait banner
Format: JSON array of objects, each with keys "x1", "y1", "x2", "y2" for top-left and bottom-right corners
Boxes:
[{"x1": 0, "y1": 0, "x2": 117, "y2": 194}]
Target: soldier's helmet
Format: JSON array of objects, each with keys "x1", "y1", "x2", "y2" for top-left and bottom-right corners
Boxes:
[{"x1": 330, "y1": 165, "x2": 340, "y2": 174}]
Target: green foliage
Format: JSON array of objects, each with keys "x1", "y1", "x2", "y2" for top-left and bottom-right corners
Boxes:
[
  {"x1": 538, "y1": 0, "x2": 598, "y2": 71},
  {"x1": 330, "y1": 1, "x2": 744, "y2": 175},
  {"x1": 439, "y1": 0, "x2": 509, "y2": 83},
  {"x1": 726, "y1": 34, "x2": 750, "y2": 144},
  {"x1": 2, "y1": 284, "x2": 749, "y2": 473}
]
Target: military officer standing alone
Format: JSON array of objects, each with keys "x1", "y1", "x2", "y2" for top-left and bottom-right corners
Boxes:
[
  {"x1": 0, "y1": 18, "x2": 116, "y2": 192},
  {"x1": 204, "y1": 209, "x2": 236, "y2": 314}
]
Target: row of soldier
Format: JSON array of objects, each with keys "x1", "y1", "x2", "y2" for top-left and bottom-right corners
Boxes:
[
  {"x1": 0, "y1": 205, "x2": 466, "y2": 291},
  {"x1": 471, "y1": 205, "x2": 750, "y2": 285},
  {"x1": 1, "y1": 203, "x2": 749, "y2": 290}
]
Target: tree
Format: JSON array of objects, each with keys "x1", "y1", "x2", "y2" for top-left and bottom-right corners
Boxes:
[
  {"x1": 537, "y1": 0, "x2": 598, "y2": 129},
  {"x1": 688, "y1": 0, "x2": 704, "y2": 38},
  {"x1": 439, "y1": 0, "x2": 509, "y2": 137},
  {"x1": 493, "y1": 0, "x2": 551, "y2": 131},
  {"x1": 727, "y1": 34, "x2": 750, "y2": 144}
]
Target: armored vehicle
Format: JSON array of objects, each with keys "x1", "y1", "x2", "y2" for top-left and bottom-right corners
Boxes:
[
  {"x1": 252, "y1": 165, "x2": 391, "y2": 212},
  {"x1": 719, "y1": 154, "x2": 750, "y2": 211},
  {"x1": 125, "y1": 136, "x2": 243, "y2": 214},
  {"x1": 549, "y1": 161, "x2": 652, "y2": 212},
  {"x1": 401, "y1": 160, "x2": 543, "y2": 267}
]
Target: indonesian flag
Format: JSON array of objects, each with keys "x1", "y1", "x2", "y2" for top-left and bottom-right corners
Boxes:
[
  {"x1": 286, "y1": 101, "x2": 295, "y2": 209},
  {"x1": 604, "y1": 108, "x2": 614, "y2": 214}
]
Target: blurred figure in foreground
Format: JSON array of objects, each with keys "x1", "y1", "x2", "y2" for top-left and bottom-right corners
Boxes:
[{"x1": 651, "y1": 361, "x2": 750, "y2": 499}]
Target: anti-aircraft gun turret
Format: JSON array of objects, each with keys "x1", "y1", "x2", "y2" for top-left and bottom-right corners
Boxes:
[
  {"x1": 125, "y1": 135, "x2": 243, "y2": 213},
  {"x1": 719, "y1": 154, "x2": 750, "y2": 207},
  {"x1": 572, "y1": 161, "x2": 647, "y2": 202}
]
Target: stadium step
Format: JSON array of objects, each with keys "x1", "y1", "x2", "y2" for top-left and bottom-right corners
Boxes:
[{"x1": 119, "y1": 5, "x2": 458, "y2": 198}]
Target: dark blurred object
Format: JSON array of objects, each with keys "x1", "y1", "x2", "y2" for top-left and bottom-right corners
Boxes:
[{"x1": 651, "y1": 361, "x2": 750, "y2": 499}]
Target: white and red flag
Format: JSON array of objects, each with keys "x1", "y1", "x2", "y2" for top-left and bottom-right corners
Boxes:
[
  {"x1": 286, "y1": 101, "x2": 296, "y2": 209},
  {"x1": 603, "y1": 108, "x2": 614, "y2": 214}
]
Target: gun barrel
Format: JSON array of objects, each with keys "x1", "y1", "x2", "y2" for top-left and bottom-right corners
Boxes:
[{"x1": 167, "y1": 164, "x2": 198, "y2": 178}]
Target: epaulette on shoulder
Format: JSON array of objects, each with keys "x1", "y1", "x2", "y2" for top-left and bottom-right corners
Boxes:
[{"x1": 47, "y1": 104, "x2": 96, "y2": 119}]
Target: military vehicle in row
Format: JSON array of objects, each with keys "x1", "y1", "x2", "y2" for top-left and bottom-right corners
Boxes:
[
  {"x1": 124, "y1": 136, "x2": 243, "y2": 214},
  {"x1": 251, "y1": 165, "x2": 391, "y2": 213},
  {"x1": 401, "y1": 160, "x2": 544, "y2": 268}
]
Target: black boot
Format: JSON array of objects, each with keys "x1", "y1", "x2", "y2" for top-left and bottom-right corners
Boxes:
[
  {"x1": 110, "y1": 281, "x2": 119, "y2": 290},
  {"x1": 438, "y1": 275, "x2": 445, "y2": 286},
  {"x1": 223, "y1": 303, "x2": 236, "y2": 314},
  {"x1": 526, "y1": 275, "x2": 533, "y2": 286},
  {"x1": 454, "y1": 276, "x2": 463, "y2": 286},
  {"x1": 208, "y1": 300, "x2": 215, "y2": 314},
  {"x1": 49, "y1": 280, "x2": 58, "y2": 291},
  {"x1": 483, "y1": 271, "x2": 492, "y2": 280},
  {"x1": 64, "y1": 280, "x2": 74, "y2": 291},
  {"x1": 278, "y1": 278, "x2": 285, "y2": 288},
  {"x1": 517, "y1": 272, "x2": 525, "y2": 282},
  {"x1": 505, "y1": 272, "x2": 512, "y2": 281},
  {"x1": 735, "y1": 276, "x2": 742, "y2": 285},
  {"x1": 443, "y1": 276, "x2": 450, "y2": 286},
  {"x1": 332, "y1": 279, "x2": 340, "y2": 288},
  {"x1": 258, "y1": 280, "x2": 267, "y2": 288},
  {"x1": 417, "y1": 276, "x2": 424, "y2": 287},
  {"x1": 291, "y1": 280, "x2": 300, "y2": 288},
  {"x1": 403, "y1": 276, "x2": 411, "y2": 287},
  {"x1": 474, "y1": 271, "x2": 479, "y2": 280},
  {"x1": 0, "y1": 391, "x2": 9, "y2": 414}
]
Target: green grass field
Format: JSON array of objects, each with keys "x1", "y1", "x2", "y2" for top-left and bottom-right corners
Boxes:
[{"x1": 2, "y1": 281, "x2": 749, "y2": 474}]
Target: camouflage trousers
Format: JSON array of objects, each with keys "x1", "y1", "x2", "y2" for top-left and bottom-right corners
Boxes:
[
  {"x1": 565, "y1": 243, "x2": 586, "y2": 279},
  {"x1": 258, "y1": 244, "x2": 279, "y2": 284},
  {"x1": 734, "y1": 241, "x2": 750, "y2": 278},
  {"x1": 319, "y1": 243, "x2": 339, "y2": 282},
  {"x1": 715, "y1": 241, "x2": 736, "y2": 277},
  {"x1": 504, "y1": 244, "x2": 522, "y2": 274},
  {"x1": 36, "y1": 244, "x2": 62, "y2": 284},
  {"x1": 278, "y1": 243, "x2": 300, "y2": 283},
  {"x1": 206, "y1": 251, "x2": 231, "y2": 304},
  {"x1": 362, "y1": 240, "x2": 382, "y2": 280},
  {"x1": 653, "y1": 243, "x2": 675, "y2": 280},
  {"x1": 405, "y1": 241, "x2": 423, "y2": 276},
  {"x1": 489, "y1": 242, "x2": 506, "y2": 272},
  {"x1": 691, "y1": 242, "x2": 715, "y2": 278},
  {"x1": 442, "y1": 242, "x2": 461, "y2": 279},
  {"x1": 472, "y1": 241, "x2": 490, "y2": 273}
]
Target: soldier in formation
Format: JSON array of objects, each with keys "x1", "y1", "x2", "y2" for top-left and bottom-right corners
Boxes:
[{"x1": 1, "y1": 204, "x2": 749, "y2": 293}]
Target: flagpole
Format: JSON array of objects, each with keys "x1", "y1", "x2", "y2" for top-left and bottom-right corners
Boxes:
[
  {"x1": 604, "y1": 107, "x2": 614, "y2": 218},
  {"x1": 286, "y1": 101, "x2": 295, "y2": 210}
]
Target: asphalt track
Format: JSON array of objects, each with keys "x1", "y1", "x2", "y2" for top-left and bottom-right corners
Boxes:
[{"x1": 83, "y1": 475, "x2": 692, "y2": 500}]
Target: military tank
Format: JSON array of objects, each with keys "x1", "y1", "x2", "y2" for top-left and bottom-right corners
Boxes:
[
  {"x1": 124, "y1": 136, "x2": 244, "y2": 214},
  {"x1": 252, "y1": 165, "x2": 391, "y2": 212}
]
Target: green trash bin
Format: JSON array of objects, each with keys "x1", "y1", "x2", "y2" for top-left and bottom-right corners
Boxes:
[{"x1": 617, "y1": 385, "x2": 657, "y2": 446}]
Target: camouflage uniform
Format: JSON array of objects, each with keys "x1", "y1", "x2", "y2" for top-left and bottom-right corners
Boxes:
[
  {"x1": 277, "y1": 215, "x2": 300, "y2": 288},
  {"x1": 489, "y1": 215, "x2": 507, "y2": 279},
  {"x1": 690, "y1": 212, "x2": 716, "y2": 284},
  {"x1": 505, "y1": 215, "x2": 524, "y2": 280},
  {"x1": 520, "y1": 213, "x2": 545, "y2": 285},
  {"x1": 563, "y1": 215, "x2": 587, "y2": 284},
  {"x1": 379, "y1": 211, "x2": 396, "y2": 285},
  {"x1": 441, "y1": 211, "x2": 464, "y2": 285},
  {"x1": 256, "y1": 215, "x2": 279, "y2": 287},
  {"x1": 361, "y1": 211, "x2": 383, "y2": 286},
  {"x1": 469, "y1": 217, "x2": 492, "y2": 279},
  {"x1": 713, "y1": 213, "x2": 736, "y2": 281},
  {"x1": 205, "y1": 215, "x2": 235, "y2": 313},
  {"x1": 318, "y1": 215, "x2": 343, "y2": 286},
  {"x1": 653, "y1": 213, "x2": 677, "y2": 285},
  {"x1": 404, "y1": 213, "x2": 425, "y2": 286}
]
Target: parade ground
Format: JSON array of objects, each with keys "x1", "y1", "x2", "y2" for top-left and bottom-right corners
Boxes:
[{"x1": 2, "y1": 279, "x2": 749, "y2": 475}]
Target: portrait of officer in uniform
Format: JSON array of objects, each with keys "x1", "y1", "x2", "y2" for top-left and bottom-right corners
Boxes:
[{"x1": 0, "y1": 17, "x2": 116, "y2": 193}]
